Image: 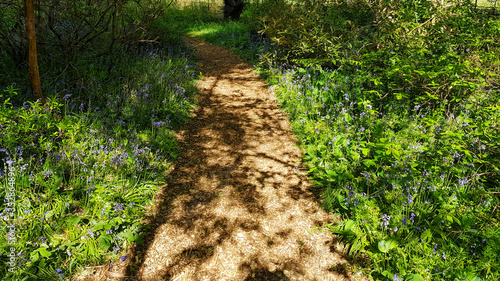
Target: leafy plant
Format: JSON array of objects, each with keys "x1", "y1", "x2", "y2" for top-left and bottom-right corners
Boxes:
[
  {"x1": 0, "y1": 6, "x2": 202, "y2": 279},
  {"x1": 249, "y1": 1, "x2": 500, "y2": 279}
]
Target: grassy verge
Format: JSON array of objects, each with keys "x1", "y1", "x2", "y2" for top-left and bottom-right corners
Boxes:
[
  {"x1": 157, "y1": 4, "x2": 274, "y2": 64},
  {"x1": 267, "y1": 64, "x2": 499, "y2": 280},
  {"x1": 0, "y1": 6, "x2": 202, "y2": 280}
]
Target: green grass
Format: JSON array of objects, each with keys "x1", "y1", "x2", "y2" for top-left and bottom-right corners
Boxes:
[
  {"x1": 0, "y1": 4, "x2": 204, "y2": 279},
  {"x1": 157, "y1": 4, "x2": 274, "y2": 64}
]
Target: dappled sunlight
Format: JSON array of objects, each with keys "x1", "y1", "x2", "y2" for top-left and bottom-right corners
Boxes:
[{"x1": 129, "y1": 38, "x2": 368, "y2": 280}]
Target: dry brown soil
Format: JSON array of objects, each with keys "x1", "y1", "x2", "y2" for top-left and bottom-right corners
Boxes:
[{"x1": 75, "y1": 37, "x2": 368, "y2": 281}]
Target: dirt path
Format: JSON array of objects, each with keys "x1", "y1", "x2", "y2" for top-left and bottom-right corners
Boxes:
[{"x1": 127, "y1": 38, "x2": 365, "y2": 281}]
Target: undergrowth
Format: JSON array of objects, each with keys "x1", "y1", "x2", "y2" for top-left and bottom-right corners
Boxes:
[
  {"x1": 182, "y1": 0, "x2": 500, "y2": 280},
  {"x1": 1, "y1": 1, "x2": 499, "y2": 280},
  {"x1": 0, "y1": 3, "x2": 201, "y2": 280}
]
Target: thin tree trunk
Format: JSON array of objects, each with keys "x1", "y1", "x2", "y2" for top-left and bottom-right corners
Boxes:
[
  {"x1": 25, "y1": 0, "x2": 44, "y2": 103},
  {"x1": 108, "y1": 0, "x2": 121, "y2": 73}
]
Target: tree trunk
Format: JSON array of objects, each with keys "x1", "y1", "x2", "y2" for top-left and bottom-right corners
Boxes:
[
  {"x1": 108, "y1": 0, "x2": 119, "y2": 72},
  {"x1": 24, "y1": 0, "x2": 44, "y2": 103}
]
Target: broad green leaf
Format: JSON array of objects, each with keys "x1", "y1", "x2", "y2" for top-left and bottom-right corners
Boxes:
[
  {"x1": 381, "y1": 271, "x2": 393, "y2": 278},
  {"x1": 421, "y1": 229, "x2": 432, "y2": 241},
  {"x1": 135, "y1": 233, "x2": 145, "y2": 245},
  {"x1": 98, "y1": 235, "x2": 111, "y2": 251},
  {"x1": 461, "y1": 215, "x2": 473, "y2": 228},
  {"x1": 334, "y1": 220, "x2": 357, "y2": 241},
  {"x1": 326, "y1": 169, "x2": 337, "y2": 178},
  {"x1": 94, "y1": 221, "x2": 107, "y2": 230},
  {"x1": 337, "y1": 194, "x2": 348, "y2": 210},
  {"x1": 392, "y1": 149, "x2": 401, "y2": 159},
  {"x1": 30, "y1": 251, "x2": 40, "y2": 263},
  {"x1": 344, "y1": 113, "x2": 352, "y2": 122},
  {"x1": 406, "y1": 274, "x2": 425, "y2": 281},
  {"x1": 345, "y1": 173, "x2": 354, "y2": 180},
  {"x1": 111, "y1": 217, "x2": 123, "y2": 225},
  {"x1": 378, "y1": 239, "x2": 398, "y2": 253},
  {"x1": 38, "y1": 247, "x2": 52, "y2": 258},
  {"x1": 350, "y1": 151, "x2": 360, "y2": 161},
  {"x1": 344, "y1": 220, "x2": 356, "y2": 230},
  {"x1": 120, "y1": 231, "x2": 135, "y2": 242},
  {"x1": 363, "y1": 159, "x2": 376, "y2": 167},
  {"x1": 306, "y1": 146, "x2": 316, "y2": 157},
  {"x1": 446, "y1": 215, "x2": 454, "y2": 224}
]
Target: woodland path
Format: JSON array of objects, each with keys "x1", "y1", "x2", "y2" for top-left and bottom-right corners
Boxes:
[{"x1": 93, "y1": 37, "x2": 367, "y2": 281}]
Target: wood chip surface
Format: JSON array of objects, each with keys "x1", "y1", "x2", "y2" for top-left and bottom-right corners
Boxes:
[{"x1": 77, "y1": 37, "x2": 369, "y2": 281}]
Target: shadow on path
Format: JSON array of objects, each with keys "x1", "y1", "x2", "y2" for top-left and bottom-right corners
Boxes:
[{"x1": 118, "y1": 38, "x2": 369, "y2": 281}]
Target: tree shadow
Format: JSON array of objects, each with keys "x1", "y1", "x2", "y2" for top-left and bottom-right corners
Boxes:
[
  {"x1": 243, "y1": 269, "x2": 290, "y2": 281},
  {"x1": 118, "y1": 39, "x2": 368, "y2": 281}
]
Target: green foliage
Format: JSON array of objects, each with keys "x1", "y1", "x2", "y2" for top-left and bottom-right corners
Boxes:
[
  {"x1": 188, "y1": 20, "x2": 275, "y2": 64},
  {"x1": 0, "y1": 7, "x2": 200, "y2": 279},
  {"x1": 0, "y1": 87, "x2": 62, "y2": 159},
  {"x1": 1, "y1": 1, "x2": 498, "y2": 279},
  {"x1": 268, "y1": 63, "x2": 499, "y2": 280},
  {"x1": 245, "y1": 0, "x2": 500, "y2": 279},
  {"x1": 256, "y1": 0, "x2": 341, "y2": 67},
  {"x1": 153, "y1": 3, "x2": 221, "y2": 41}
]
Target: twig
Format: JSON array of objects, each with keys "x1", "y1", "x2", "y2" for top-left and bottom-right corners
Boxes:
[
  {"x1": 491, "y1": 202, "x2": 499, "y2": 217},
  {"x1": 408, "y1": 15, "x2": 435, "y2": 36},
  {"x1": 378, "y1": 92, "x2": 390, "y2": 100},
  {"x1": 356, "y1": 42, "x2": 373, "y2": 55},
  {"x1": 131, "y1": 36, "x2": 160, "y2": 44},
  {"x1": 466, "y1": 164, "x2": 484, "y2": 185},
  {"x1": 445, "y1": 229, "x2": 477, "y2": 239}
]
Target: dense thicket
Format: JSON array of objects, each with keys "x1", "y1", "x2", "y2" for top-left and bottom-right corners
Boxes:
[{"x1": 0, "y1": 0, "x2": 165, "y2": 78}]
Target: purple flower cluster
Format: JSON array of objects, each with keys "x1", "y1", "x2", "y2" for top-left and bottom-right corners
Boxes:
[{"x1": 380, "y1": 214, "x2": 391, "y2": 228}]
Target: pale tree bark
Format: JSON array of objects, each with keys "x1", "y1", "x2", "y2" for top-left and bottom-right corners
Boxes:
[{"x1": 24, "y1": 0, "x2": 44, "y2": 103}]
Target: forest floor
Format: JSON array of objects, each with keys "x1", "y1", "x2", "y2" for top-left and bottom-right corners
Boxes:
[{"x1": 77, "y1": 37, "x2": 369, "y2": 281}]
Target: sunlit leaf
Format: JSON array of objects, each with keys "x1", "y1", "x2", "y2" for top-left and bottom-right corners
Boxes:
[
  {"x1": 378, "y1": 239, "x2": 398, "y2": 253},
  {"x1": 406, "y1": 274, "x2": 425, "y2": 281}
]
